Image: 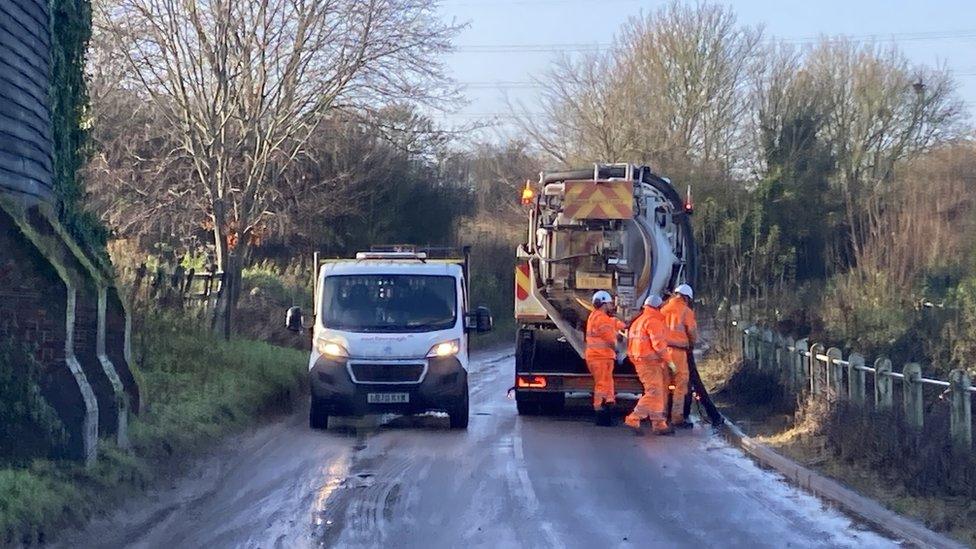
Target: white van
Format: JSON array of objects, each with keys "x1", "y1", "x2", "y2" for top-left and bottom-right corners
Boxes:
[{"x1": 286, "y1": 247, "x2": 492, "y2": 430}]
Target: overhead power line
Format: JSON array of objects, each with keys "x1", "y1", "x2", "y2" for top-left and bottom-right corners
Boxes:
[
  {"x1": 458, "y1": 72, "x2": 976, "y2": 90},
  {"x1": 453, "y1": 29, "x2": 976, "y2": 54},
  {"x1": 442, "y1": 0, "x2": 640, "y2": 6}
]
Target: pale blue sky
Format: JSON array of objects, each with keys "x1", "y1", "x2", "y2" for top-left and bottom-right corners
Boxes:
[{"x1": 435, "y1": 0, "x2": 976, "y2": 134}]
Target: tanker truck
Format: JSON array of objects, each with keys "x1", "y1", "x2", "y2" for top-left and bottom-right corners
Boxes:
[{"x1": 513, "y1": 163, "x2": 696, "y2": 415}]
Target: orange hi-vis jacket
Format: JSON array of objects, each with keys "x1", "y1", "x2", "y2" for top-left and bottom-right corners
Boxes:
[
  {"x1": 662, "y1": 296, "x2": 697, "y2": 349},
  {"x1": 627, "y1": 307, "x2": 673, "y2": 364},
  {"x1": 585, "y1": 309, "x2": 624, "y2": 361}
]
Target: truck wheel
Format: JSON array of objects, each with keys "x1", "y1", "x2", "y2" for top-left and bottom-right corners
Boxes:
[
  {"x1": 309, "y1": 395, "x2": 329, "y2": 430},
  {"x1": 516, "y1": 391, "x2": 542, "y2": 415},
  {"x1": 517, "y1": 392, "x2": 565, "y2": 416},
  {"x1": 538, "y1": 392, "x2": 566, "y2": 415},
  {"x1": 448, "y1": 384, "x2": 469, "y2": 429}
]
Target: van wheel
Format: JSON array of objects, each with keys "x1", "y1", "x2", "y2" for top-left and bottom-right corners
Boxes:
[
  {"x1": 449, "y1": 384, "x2": 469, "y2": 429},
  {"x1": 309, "y1": 395, "x2": 329, "y2": 430}
]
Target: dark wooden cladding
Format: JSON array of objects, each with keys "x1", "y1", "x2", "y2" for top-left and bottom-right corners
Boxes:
[{"x1": 0, "y1": 0, "x2": 54, "y2": 204}]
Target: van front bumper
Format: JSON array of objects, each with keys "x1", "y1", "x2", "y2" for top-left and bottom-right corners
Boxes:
[{"x1": 310, "y1": 355, "x2": 467, "y2": 416}]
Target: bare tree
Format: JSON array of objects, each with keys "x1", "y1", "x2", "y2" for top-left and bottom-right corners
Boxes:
[
  {"x1": 617, "y1": 1, "x2": 762, "y2": 175},
  {"x1": 520, "y1": 1, "x2": 762, "y2": 178},
  {"x1": 97, "y1": 0, "x2": 461, "y2": 336},
  {"x1": 522, "y1": 51, "x2": 626, "y2": 165},
  {"x1": 804, "y1": 39, "x2": 965, "y2": 260}
]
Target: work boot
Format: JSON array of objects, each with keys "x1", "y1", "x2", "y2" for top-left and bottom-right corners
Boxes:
[
  {"x1": 595, "y1": 401, "x2": 614, "y2": 427},
  {"x1": 651, "y1": 422, "x2": 675, "y2": 436},
  {"x1": 672, "y1": 419, "x2": 694, "y2": 430},
  {"x1": 624, "y1": 415, "x2": 643, "y2": 436}
]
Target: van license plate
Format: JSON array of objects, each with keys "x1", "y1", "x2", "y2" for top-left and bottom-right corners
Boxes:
[{"x1": 368, "y1": 392, "x2": 409, "y2": 404}]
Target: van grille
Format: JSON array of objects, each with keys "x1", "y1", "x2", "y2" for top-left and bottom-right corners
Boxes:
[{"x1": 350, "y1": 363, "x2": 425, "y2": 383}]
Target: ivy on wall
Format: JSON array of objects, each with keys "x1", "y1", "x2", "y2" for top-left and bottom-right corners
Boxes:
[
  {"x1": 49, "y1": 0, "x2": 108, "y2": 265},
  {"x1": 0, "y1": 338, "x2": 65, "y2": 464}
]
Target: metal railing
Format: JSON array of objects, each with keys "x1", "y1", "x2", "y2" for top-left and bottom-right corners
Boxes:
[{"x1": 737, "y1": 323, "x2": 974, "y2": 452}]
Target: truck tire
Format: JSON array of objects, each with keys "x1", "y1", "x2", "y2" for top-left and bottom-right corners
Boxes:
[
  {"x1": 516, "y1": 394, "x2": 542, "y2": 416},
  {"x1": 448, "y1": 384, "x2": 469, "y2": 429},
  {"x1": 516, "y1": 392, "x2": 565, "y2": 416},
  {"x1": 538, "y1": 392, "x2": 566, "y2": 415},
  {"x1": 309, "y1": 395, "x2": 329, "y2": 430}
]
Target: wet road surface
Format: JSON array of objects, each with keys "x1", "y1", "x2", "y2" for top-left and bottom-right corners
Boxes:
[{"x1": 65, "y1": 349, "x2": 897, "y2": 548}]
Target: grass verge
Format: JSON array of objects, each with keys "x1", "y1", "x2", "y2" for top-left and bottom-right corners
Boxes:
[
  {"x1": 701, "y1": 353, "x2": 976, "y2": 547},
  {"x1": 0, "y1": 313, "x2": 307, "y2": 545}
]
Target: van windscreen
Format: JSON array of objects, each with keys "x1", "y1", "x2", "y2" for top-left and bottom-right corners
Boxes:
[{"x1": 321, "y1": 275, "x2": 457, "y2": 333}]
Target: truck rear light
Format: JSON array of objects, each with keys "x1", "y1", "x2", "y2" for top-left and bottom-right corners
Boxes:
[{"x1": 517, "y1": 375, "x2": 547, "y2": 389}]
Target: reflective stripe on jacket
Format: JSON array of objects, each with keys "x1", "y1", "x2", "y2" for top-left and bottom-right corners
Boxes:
[
  {"x1": 662, "y1": 297, "x2": 698, "y2": 349},
  {"x1": 628, "y1": 307, "x2": 673, "y2": 363},
  {"x1": 586, "y1": 309, "x2": 623, "y2": 360}
]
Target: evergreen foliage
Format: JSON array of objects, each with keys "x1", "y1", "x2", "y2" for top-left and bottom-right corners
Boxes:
[{"x1": 49, "y1": 0, "x2": 108, "y2": 263}]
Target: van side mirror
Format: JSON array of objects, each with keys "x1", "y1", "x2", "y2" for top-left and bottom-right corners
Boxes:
[
  {"x1": 465, "y1": 306, "x2": 493, "y2": 333},
  {"x1": 285, "y1": 306, "x2": 304, "y2": 332}
]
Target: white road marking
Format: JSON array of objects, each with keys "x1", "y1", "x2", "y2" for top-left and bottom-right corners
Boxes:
[{"x1": 512, "y1": 419, "x2": 561, "y2": 548}]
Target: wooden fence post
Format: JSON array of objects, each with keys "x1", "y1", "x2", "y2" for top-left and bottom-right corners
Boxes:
[
  {"x1": 809, "y1": 343, "x2": 825, "y2": 396},
  {"x1": 826, "y1": 347, "x2": 844, "y2": 397},
  {"x1": 902, "y1": 363, "x2": 924, "y2": 430},
  {"x1": 783, "y1": 336, "x2": 795, "y2": 392},
  {"x1": 152, "y1": 266, "x2": 165, "y2": 299},
  {"x1": 794, "y1": 339, "x2": 809, "y2": 395},
  {"x1": 743, "y1": 325, "x2": 756, "y2": 361},
  {"x1": 762, "y1": 329, "x2": 774, "y2": 371},
  {"x1": 847, "y1": 353, "x2": 866, "y2": 405},
  {"x1": 949, "y1": 369, "x2": 972, "y2": 451},
  {"x1": 738, "y1": 323, "x2": 748, "y2": 361},
  {"x1": 183, "y1": 267, "x2": 195, "y2": 295},
  {"x1": 875, "y1": 358, "x2": 893, "y2": 411},
  {"x1": 754, "y1": 326, "x2": 764, "y2": 369},
  {"x1": 757, "y1": 328, "x2": 766, "y2": 369}
]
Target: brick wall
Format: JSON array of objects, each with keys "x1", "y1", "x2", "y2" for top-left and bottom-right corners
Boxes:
[
  {"x1": 74, "y1": 283, "x2": 118, "y2": 437},
  {"x1": 105, "y1": 288, "x2": 140, "y2": 412},
  {"x1": 0, "y1": 211, "x2": 90, "y2": 460}
]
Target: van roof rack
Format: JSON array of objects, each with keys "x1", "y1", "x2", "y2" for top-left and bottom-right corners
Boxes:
[
  {"x1": 355, "y1": 251, "x2": 427, "y2": 262},
  {"x1": 369, "y1": 245, "x2": 466, "y2": 260}
]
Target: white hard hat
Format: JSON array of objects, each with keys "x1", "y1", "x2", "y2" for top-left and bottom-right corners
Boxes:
[
  {"x1": 592, "y1": 291, "x2": 613, "y2": 305},
  {"x1": 644, "y1": 294, "x2": 663, "y2": 308},
  {"x1": 675, "y1": 284, "x2": 694, "y2": 299}
]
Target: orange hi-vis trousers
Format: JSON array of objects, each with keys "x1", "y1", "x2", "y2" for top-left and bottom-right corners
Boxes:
[
  {"x1": 628, "y1": 359, "x2": 668, "y2": 424},
  {"x1": 585, "y1": 358, "x2": 615, "y2": 410},
  {"x1": 669, "y1": 348, "x2": 690, "y2": 423}
]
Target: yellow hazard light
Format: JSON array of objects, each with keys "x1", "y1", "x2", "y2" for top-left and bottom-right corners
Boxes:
[
  {"x1": 520, "y1": 180, "x2": 535, "y2": 205},
  {"x1": 517, "y1": 375, "x2": 547, "y2": 389}
]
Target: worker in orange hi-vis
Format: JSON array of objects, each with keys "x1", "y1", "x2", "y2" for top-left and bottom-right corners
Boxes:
[
  {"x1": 662, "y1": 284, "x2": 698, "y2": 429},
  {"x1": 585, "y1": 290, "x2": 625, "y2": 426},
  {"x1": 624, "y1": 295, "x2": 677, "y2": 436}
]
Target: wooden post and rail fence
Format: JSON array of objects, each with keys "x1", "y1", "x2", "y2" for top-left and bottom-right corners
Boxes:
[
  {"x1": 125, "y1": 263, "x2": 226, "y2": 311},
  {"x1": 736, "y1": 323, "x2": 974, "y2": 452}
]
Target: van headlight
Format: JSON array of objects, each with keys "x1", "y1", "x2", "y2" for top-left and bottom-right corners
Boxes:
[
  {"x1": 316, "y1": 340, "x2": 349, "y2": 359},
  {"x1": 426, "y1": 339, "x2": 460, "y2": 358}
]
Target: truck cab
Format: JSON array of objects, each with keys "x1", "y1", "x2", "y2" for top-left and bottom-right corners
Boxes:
[{"x1": 287, "y1": 248, "x2": 492, "y2": 430}]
